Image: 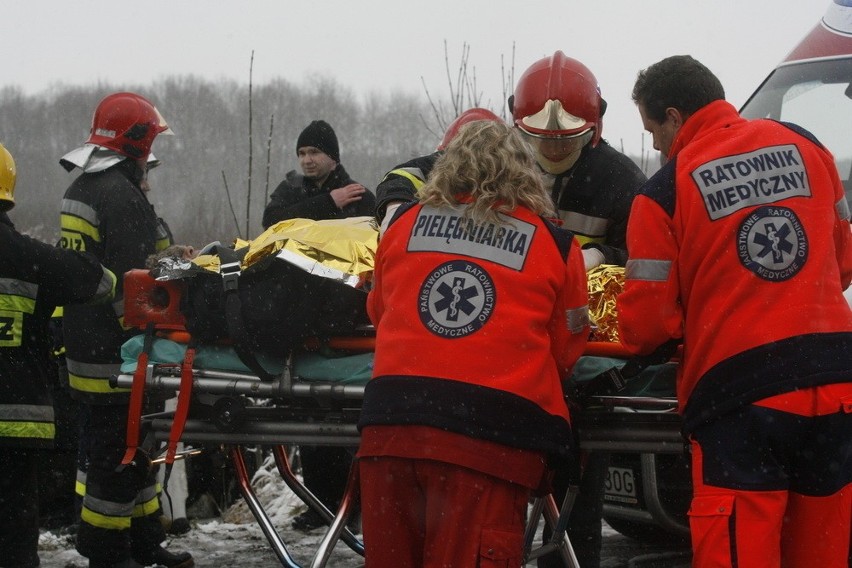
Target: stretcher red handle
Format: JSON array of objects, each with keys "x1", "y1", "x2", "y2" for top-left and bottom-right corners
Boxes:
[{"x1": 582, "y1": 341, "x2": 632, "y2": 359}]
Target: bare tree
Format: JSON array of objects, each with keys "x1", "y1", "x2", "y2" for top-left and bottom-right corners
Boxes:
[
  {"x1": 500, "y1": 42, "x2": 516, "y2": 122},
  {"x1": 420, "y1": 41, "x2": 515, "y2": 137},
  {"x1": 245, "y1": 50, "x2": 254, "y2": 238},
  {"x1": 420, "y1": 41, "x2": 484, "y2": 137},
  {"x1": 222, "y1": 171, "x2": 242, "y2": 238},
  {"x1": 264, "y1": 114, "x2": 275, "y2": 209}
]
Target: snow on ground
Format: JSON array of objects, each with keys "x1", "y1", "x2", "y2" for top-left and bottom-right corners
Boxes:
[
  {"x1": 38, "y1": 454, "x2": 364, "y2": 568},
  {"x1": 36, "y1": 453, "x2": 690, "y2": 567}
]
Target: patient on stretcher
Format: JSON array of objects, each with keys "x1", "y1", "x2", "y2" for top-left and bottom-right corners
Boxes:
[{"x1": 145, "y1": 244, "x2": 197, "y2": 268}]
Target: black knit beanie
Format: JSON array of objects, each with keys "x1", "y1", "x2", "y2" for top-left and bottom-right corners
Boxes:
[{"x1": 296, "y1": 120, "x2": 339, "y2": 162}]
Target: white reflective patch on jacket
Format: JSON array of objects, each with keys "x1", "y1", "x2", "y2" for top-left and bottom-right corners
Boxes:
[{"x1": 626, "y1": 258, "x2": 671, "y2": 282}]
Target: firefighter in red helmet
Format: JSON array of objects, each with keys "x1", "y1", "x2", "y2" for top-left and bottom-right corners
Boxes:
[
  {"x1": 86, "y1": 92, "x2": 172, "y2": 160},
  {"x1": 511, "y1": 50, "x2": 645, "y2": 270},
  {"x1": 0, "y1": 143, "x2": 117, "y2": 568},
  {"x1": 512, "y1": 52, "x2": 648, "y2": 568},
  {"x1": 437, "y1": 107, "x2": 503, "y2": 150},
  {"x1": 375, "y1": 107, "x2": 503, "y2": 234},
  {"x1": 58, "y1": 93, "x2": 194, "y2": 568}
]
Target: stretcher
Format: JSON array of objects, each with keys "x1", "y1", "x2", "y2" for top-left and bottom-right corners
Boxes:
[{"x1": 116, "y1": 269, "x2": 685, "y2": 567}]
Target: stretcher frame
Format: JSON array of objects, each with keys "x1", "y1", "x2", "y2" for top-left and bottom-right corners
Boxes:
[
  {"x1": 577, "y1": 395, "x2": 689, "y2": 538},
  {"x1": 115, "y1": 352, "x2": 685, "y2": 568},
  {"x1": 115, "y1": 357, "x2": 590, "y2": 568},
  {"x1": 118, "y1": 270, "x2": 685, "y2": 566}
]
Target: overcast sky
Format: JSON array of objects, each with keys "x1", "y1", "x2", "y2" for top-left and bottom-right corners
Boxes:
[{"x1": 4, "y1": 1, "x2": 832, "y2": 157}]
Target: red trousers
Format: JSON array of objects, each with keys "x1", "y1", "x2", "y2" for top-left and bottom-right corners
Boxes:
[
  {"x1": 689, "y1": 384, "x2": 852, "y2": 568},
  {"x1": 359, "y1": 456, "x2": 530, "y2": 568}
]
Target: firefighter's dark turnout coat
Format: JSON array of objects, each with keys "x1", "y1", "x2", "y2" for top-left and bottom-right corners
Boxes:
[
  {"x1": 0, "y1": 211, "x2": 114, "y2": 568},
  {"x1": 0, "y1": 212, "x2": 114, "y2": 448},
  {"x1": 59, "y1": 159, "x2": 174, "y2": 564},
  {"x1": 375, "y1": 140, "x2": 646, "y2": 266},
  {"x1": 60, "y1": 160, "x2": 172, "y2": 404}
]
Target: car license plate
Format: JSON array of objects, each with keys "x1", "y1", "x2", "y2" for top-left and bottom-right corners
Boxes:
[{"x1": 605, "y1": 466, "x2": 638, "y2": 504}]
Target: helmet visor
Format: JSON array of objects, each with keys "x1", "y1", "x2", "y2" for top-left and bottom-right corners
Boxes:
[
  {"x1": 153, "y1": 105, "x2": 174, "y2": 136},
  {"x1": 518, "y1": 128, "x2": 593, "y2": 164}
]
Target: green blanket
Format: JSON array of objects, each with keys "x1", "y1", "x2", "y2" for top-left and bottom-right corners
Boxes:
[
  {"x1": 120, "y1": 336, "x2": 373, "y2": 385},
  {"x1": 571, "y1": 356, "x2": 677, "y2": 397}
]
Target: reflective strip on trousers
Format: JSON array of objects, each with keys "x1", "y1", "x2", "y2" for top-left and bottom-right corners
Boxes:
[
  {"x1": 133, "y1": 484, "x2": 161, "y2": 518},
  {"x1": 81, "y1": 492, "x2": 134, "y2": 530}
]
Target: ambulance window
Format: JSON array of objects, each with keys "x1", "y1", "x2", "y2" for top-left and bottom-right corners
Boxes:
[{"x1": 740, "y1": 58, "x2": 852, "y2": 202}]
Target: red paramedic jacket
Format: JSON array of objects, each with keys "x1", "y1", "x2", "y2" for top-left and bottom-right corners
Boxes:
[
  {"x1": 618, "y1": 100, "x2": 852, "y2": 434},
  {"x1": 359, "y1": 200, "x2": 590, "y2": 459}
]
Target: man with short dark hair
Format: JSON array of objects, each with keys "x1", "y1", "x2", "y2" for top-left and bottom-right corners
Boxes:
[
  {"x1": 620, "y1": 54, "x2": 852, "y2": 568},
  {"x1": 262, "y1": 120, "x2": 374, "y2": 228}
]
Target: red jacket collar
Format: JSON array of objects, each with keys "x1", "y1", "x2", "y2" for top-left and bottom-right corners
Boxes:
[{"x1": 669, "y1": 100, "x2": 745, "y2": 158}]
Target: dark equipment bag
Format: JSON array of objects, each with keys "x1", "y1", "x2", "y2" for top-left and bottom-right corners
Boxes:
[{"x1": 178, "y1": 246, "x2": 369, "y2": 380}]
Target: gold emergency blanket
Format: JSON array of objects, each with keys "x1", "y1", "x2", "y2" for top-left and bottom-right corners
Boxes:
[
  {"x1": 193, "y1": 216, "x2": 379, "y2": 288},
  {"x1": 587, "y1": 265, "x2": 624, "y2": 343}
]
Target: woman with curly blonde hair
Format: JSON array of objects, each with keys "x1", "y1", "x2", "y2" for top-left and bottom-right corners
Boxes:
[
  {"x1": 358, "y1": 118, "x2": 590, "y2": 567},
  {"x1": 420, "y1": 120, "x2": 556, "y2": 224}
]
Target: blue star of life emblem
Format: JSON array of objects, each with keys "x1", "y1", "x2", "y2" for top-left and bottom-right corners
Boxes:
[
  {"x1": 737, "y1": 206, "x2": 807, "y2": 281},
  {"x1": 418, "y1": 260, "x2": 496, "y2": 338},
  {"x1": 434, "y1": 276, "x2": 479, "y2": 322}
]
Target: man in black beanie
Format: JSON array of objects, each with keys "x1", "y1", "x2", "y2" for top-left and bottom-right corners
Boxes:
[
  {"x1": 261, "y1": 120, "x2": 370, "y2": 532},
  {"x1": 261, "y1": 119, "x2": 375, "y2": 228}
]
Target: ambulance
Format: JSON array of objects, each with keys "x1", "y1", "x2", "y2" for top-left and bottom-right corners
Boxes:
[
  {"x1": 740, "y1": 0, "x2": 852, "y2": 204},
  {"x1": 602, "y1": 0, "x2": 852, "y2": 542}
]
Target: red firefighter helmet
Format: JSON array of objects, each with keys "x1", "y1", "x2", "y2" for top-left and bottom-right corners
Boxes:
[
  {"x1": 512, "y1": 51, "x2": 603, "y2": 147},
  {"x1": 86, "y1": 92, "x2": 173, "y2": 160},
  {"x1": 437, "y1": 107, "x2": 503, "y2": 150}
]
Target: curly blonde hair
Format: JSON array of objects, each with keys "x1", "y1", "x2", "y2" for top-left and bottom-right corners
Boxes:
[{"x1": 419, "y1": 121, "x2": 555, "y2": 224}]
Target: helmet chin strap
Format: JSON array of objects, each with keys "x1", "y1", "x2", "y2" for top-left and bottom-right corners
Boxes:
[{"x1": 536, "y1": 146, "x2": 582, "y2": 175}]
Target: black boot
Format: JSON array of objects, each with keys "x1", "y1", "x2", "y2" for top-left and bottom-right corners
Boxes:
[
  {"x1": 291, "y1": 508, "x2": 325, "y2": 532},
  {"x1": 88, "y1": 558, "x2": 143, "y2": 568},
  {"x1": 132, "y1": 545, "x2": 194, "y2": 568}
]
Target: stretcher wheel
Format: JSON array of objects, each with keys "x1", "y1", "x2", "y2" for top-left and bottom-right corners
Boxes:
[{"x1": 211, "y1": 397, "x2": 247, "y2": 432}]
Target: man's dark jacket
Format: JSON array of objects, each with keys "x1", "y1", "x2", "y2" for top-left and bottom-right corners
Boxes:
[{"x1": 262, "y1": 165, "x2": 375, "y2": 228}]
